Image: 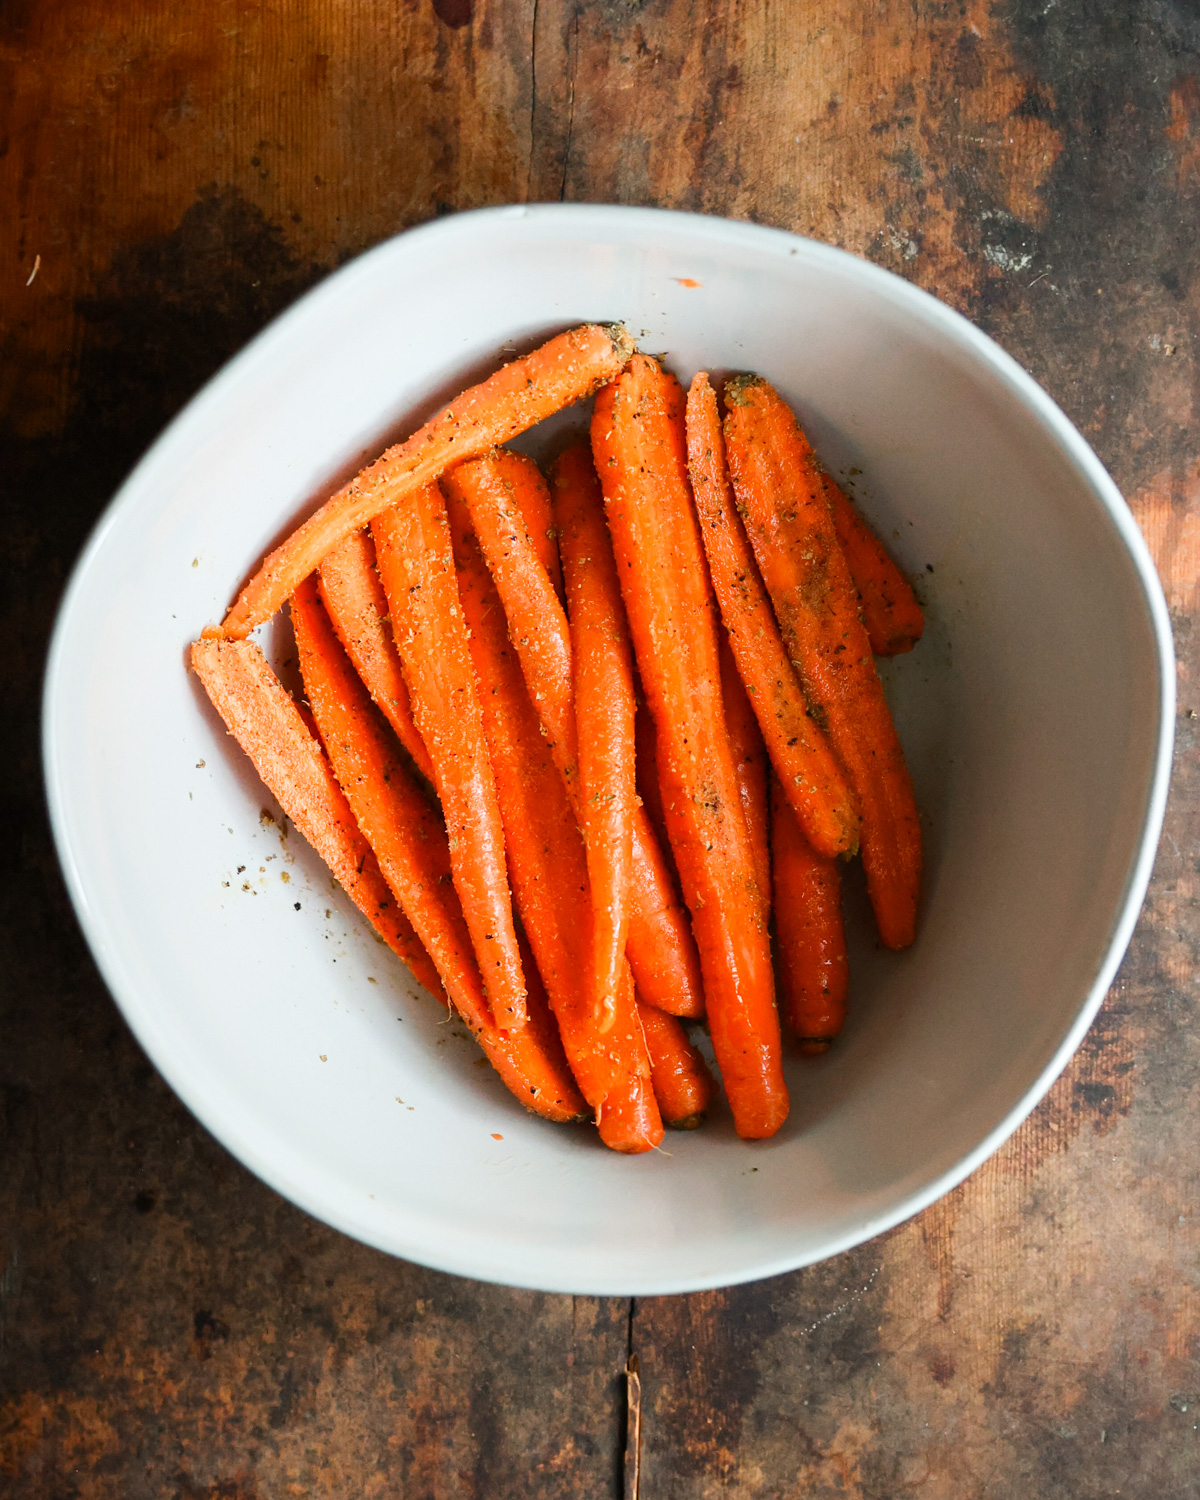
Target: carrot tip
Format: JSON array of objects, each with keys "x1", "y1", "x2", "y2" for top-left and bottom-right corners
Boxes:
[
  {"x1": 200, "y1": 624, "x2": 226, "y2": 641},
  {"x1": 666, "y1": 1112, "x2": 706, "y2": 1131},
  {"x1": 797, "y1": 1039, "x2": 833, "y2": 1055}
]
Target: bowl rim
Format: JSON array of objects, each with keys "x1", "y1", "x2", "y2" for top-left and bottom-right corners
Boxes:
[{"x1": 42, "y1": 202, "x2": 1176, "y2": 1294}]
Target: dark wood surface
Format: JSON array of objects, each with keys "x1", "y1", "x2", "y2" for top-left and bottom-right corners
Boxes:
[{"x1": 3, "y1": 3, "x2": 1199, "y2": 1495}]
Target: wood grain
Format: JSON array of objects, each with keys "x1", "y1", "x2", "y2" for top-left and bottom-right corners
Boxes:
[{"x1": 3, "y1": 1, "x2": 1199, "y2": 1495}]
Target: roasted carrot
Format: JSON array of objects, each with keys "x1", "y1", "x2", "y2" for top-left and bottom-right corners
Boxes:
[
  {"x1": 634, "y1": 696, "x2": 669, "y2": 846},
  {"x1": 190, "y1": 635, "x2": 443, "y2": 1000},
  {"x1": 372, "y1": 480, "x2": 528, "y2": 1031},
  {"x1": 444, "y1": 454, "x2": 706, "y2": 1022},
  {"x1": 317, "y1": 528, "x2": 436, "y2": 784},
  {"x1": 723, "y1": 375, "x2": 921, "y2": 950},
  {"x1": 446, "y1": 482, "x2": 662, "y2": 1152},
  {"x1": 592, "y1": 354, "x2": 788, "y2": 1140},
  {"x1": 685, "y1": 371, "x2": 859, "y2": 859},
  {"x1": 771, "y1": 771, "x2": 848, "y2": 1051},
  {"x1": 825, "y1": 475, "x2": 925, "y2": 656},
  {"x1": 491, "y1": 447, "x2": 565, "y2": 601},
  {"x1": 637, "y1": 1002, "x2": 715, "y2": 1129},
  {"x1": 720, "y1": 636, "x2": 771, "y2": 919},
  {"x1": 551, "y1": 441, "x2": 637, "y2": 1033},
  {"x1": 191, "y1": 634, "x2": 584, "y2": 1121},
  {"x1": 216, "y1": 323, "x2": 635, "y2": 639}
]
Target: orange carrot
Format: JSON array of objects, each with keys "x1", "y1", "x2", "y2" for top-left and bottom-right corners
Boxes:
[
  {"x1": 723, "y1": 375, "x2": 921, "y2": 950},
  {"x1": 771, "y1": 771, "x2": 848, "y2": 1051},
  {"x1": 444, "y1": 454, "x2": 706, "y2": 1022},
  {"x1": 289, "y1": 578, "x2": 585, "y2": 1118},
  {"x1": 825, "y1": 475, "x2": 925, "y2": 656},
  {"x1": 634, "y1": 696, "x2": 668, "y2": 846},
  {"x1": 217, "y1": 323, "x2": 635, "y2": 639},
  {"x1": 637, "y1": 1002, "x2": 715, "y2": 1129},
  {"x1": 592, "y1": 354, "x2": 788, "y2": 1140},
  {"x1": 317, "y1": 528, "x2": 436, "y2": 784},
  {"x1": 551, "y1": 441, "x2": 637, "y2": 1033},
  {"x1": 720, "y1": 636, "x2": 771, "y2": 918},
  {"x1": 492, "y1": 447, "x2": 565, "y2": 601},
  {"x1": 685, "y1": 371, "x2": 859, "y2": 859},
  {"x1": 446, "y1": 483, "x2": 662, "y2": 1152},
  {"x1": 190, "y1": 636, "x2": 443, "y2": 1000},
  {"x1": 371, "y1": 480, "x2": 528, "y2": 1031}
]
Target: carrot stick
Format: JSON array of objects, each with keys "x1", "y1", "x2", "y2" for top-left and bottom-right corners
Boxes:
[
  {"x1": 771, "y1": 771, "x2": 848, "y2": 1052},
  {"x1": 288, "y1": 578, "x2": 585, "y2": 1118},
  {"x1": 444, "y1": 454, "x2": 706, "y2": 1022},
  {"x1": 825, "y1": 475, "x2": 925, "y2": 656},
  {"x1": 446, "y1": 483, "x2": 662, "y2": 1152},
  {"x1": 719, "y1": 636, "x2": 771, "y2": 919},
  {"x1": 634, "y1": 696, "x2": 668, "y2": 846},
  {"x1": 317, "y1": 528, "x2": 436, "y2": 784},
  {"x1": 551, "y1": 441, "x2": 637, "y2": 1033},
  {"x1": 216, "y1": 323, "x2": 635, "y2": 639},
  {"x1": 371, "y1": 480, "x2": 528, "y2": 1031},
  {"x1": 685, "y1": 371, "x2": 859, "y2": 859},
  {"x1": 190, "y1": 636, "x2": 443, "y2": 1000},
  {"x1": 592, "y1": 354, "x2": 788, "y2": 1140},
  {"x1": 490, "y1": 447, "x2": 565, "y2": 601},
  {"x1": 637, "y1": 1002, "x2": 715, "y2": 1129},
  {"x1": 723, "y1": 375, "x2": 922, "y2": 950}
]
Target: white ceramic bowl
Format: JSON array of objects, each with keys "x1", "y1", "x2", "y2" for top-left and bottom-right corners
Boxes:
[{"x1": 44, "y1": 206, "x2": 1173, "y2": 1294}]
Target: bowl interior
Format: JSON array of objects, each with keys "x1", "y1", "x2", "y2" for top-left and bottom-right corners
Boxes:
[{"x1": 44, "y1": 206, "x2": 1171, "y2": 1293}]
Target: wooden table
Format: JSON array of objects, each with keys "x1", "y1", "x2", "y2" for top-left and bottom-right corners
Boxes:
[{"x1": 3, "y1": 4, "x2": 1198, "y2": 1495}]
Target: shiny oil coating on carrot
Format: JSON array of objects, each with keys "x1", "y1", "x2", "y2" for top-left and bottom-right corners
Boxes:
[
  {"x1": 189, "y1": 636, "x2": 443, "y2": 1002},
  {"x1": 637, "y1": 1002, "x2": 715, "y2": 1129},
  {"x1": 723, "y1": 375, "x2": 921, "y2": 951},
  {"x1": 771, "y1": 771, "x2": 848, "y2": 1050},
  {"x1": 552, "y1": 441, "x2": 637, "y2": 1034},
  {"x1": 317, "y1": 528, "x2": 436, "y2": 784},
  {"x1": 448, "y1": 450, "x2": 706, "y2": 1022},
  {"x1": 217, "y1": 323, "x2": 636, "y2": 640},
  {"x1": 685, "y1": 372, "x2": 859, "y2": 860},
  {"x1": 825, "y1": 475, "x2": 925, "y2": 657},
  {"x1": 592, "y1": 355, "x2": 787, "y2": 1140},
  {"x1": 289, "y1": 579, "x2": 584, "y2": 1119},
  {"x1": 445, "y1": 481, "x2": 661, "y2": 1152},
  {"x1": 372, "y1": 480, "x2": 529, "y2": 1031}
]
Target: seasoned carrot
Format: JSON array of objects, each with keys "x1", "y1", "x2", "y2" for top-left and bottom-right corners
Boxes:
[
  {"x1": 771, "y1": 771, "x2": 848, "y2": 1051},
  {"x1": 491, "y1": 448, "x2": 565, "y2": 601},
  {"x1": 634, "y1": 696, "x2": 668, "y2": 845},
  {"x1": 637, "y1": 1002, "x2": 715, "y2": 1129},
  {"x1": 446, "y1": 483, "x2": 662, "y2": 1152},
  {"x1": 444, "y1": 455, "x2": 705, "y2": 1022},
  {"x1": 719, "y1": 636, "x2": 771, "y2": 918},
  {"x1": 317, "y1": 528, "x2": 436, "y2": 784},
  {"x1": 191, "y1": 635, "x2": 583, "y2": 1120},
  {"x1": 592, "y1": 355, "x2": 788, "y2": 1140},
  {"x1": 372, "y1": 480, "x2": 528, "y2": 1031},
  {"x1": 723, "y1": 375, "x2": 921, "y2": 950},
  {"x1": 289, "y1": 578, "x2": 585, "y2": 1118},
  {"x1": 825, "y1": 475, "x2": 925, "y2": 656},
  {"x1": 190, "y1": 636, "x2": 443, "y2": 1000},
  {"x1": 552, "y1": 441, "x2": 637, "y2": 1033},
  {"x1": 217, "y1": 323, "x2": 635, "y2": 639},
  {"x1": 685, "y1": 371, "x2": 859, "y2": 859}
]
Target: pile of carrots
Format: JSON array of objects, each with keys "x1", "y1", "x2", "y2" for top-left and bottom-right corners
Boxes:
[{"x1": 190, "y1": 323, "x2": 924, "y2": 1154}]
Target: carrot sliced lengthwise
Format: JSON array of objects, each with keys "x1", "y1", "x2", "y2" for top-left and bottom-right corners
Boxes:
[
  {"x1": 372, "y1": 480, "x2": 528, "y2": 1031},
  {"x1": 771, "y1": 772, "x2": 848, "y2": 1052},
  {"x1": 445, "y1": 481, "x2": 662, "y2": 1152},
  {"x1": 216, "y1": 323, "x2": 636, "y2": 640},
  {"x1": 317, "y1": 529, "x2": 436, "y2": 784},
  {"x1": 825, "y1": 476, "x2": 925, "y2": 657},
  {"x1": 288, "y1": 579, "x2": 585, "y2": 1119},
  {"x1": 593, "y1": 355, "x2": 788, "y2": 1140},
  {"x1": 552, "y1": 441, "x2": 637, "y2": 1033},
  {"x1": 189, "y1": 636, "x2": 443, "y2": 1002},
  {"x1": 637, "y1": 1002, "x2": 715, "y2": 1129},
  {"x1": 447, "y1": 450, "x2": 706, "y2": 1022},
  {"x1": 685, "y1": 371, "x2": 859, "y2": 860},
  {"x1": 719, "y1": 636, "x2": 772, "y2": 919},
  {"x1": 724, "y1": 375, "x2": 922, "y2": 951}
]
